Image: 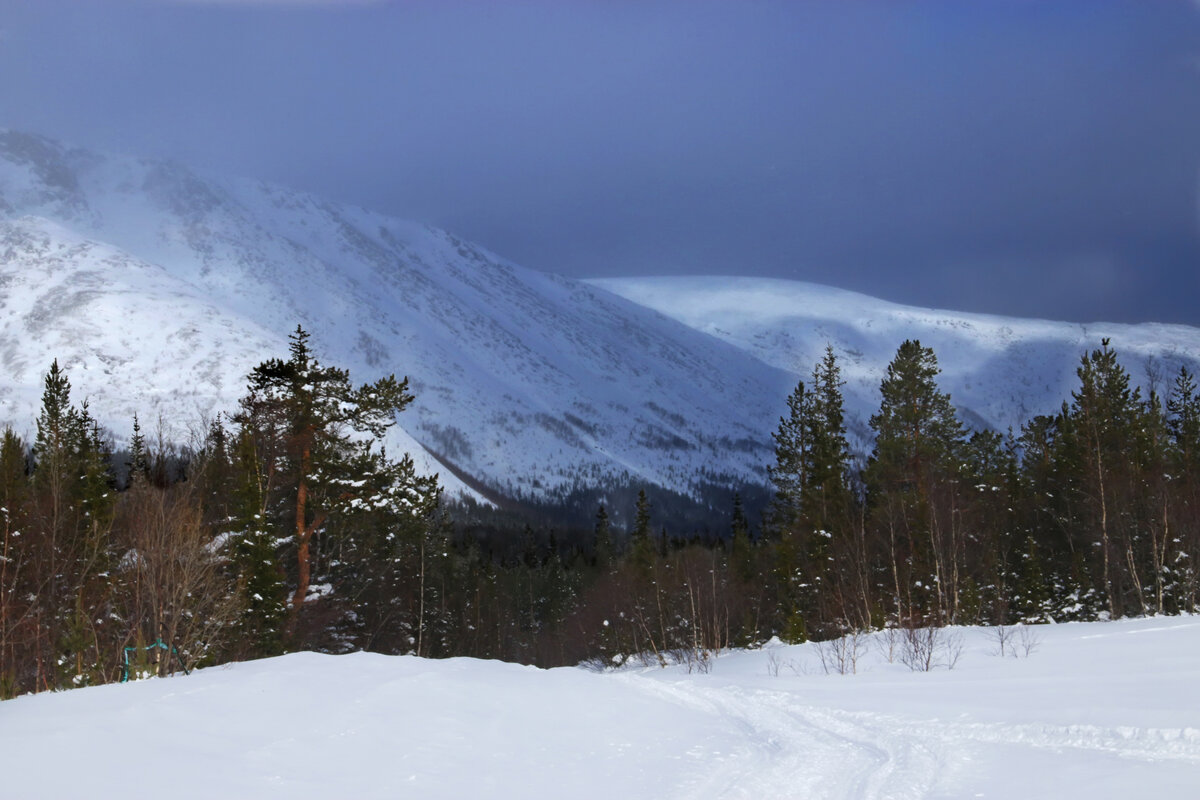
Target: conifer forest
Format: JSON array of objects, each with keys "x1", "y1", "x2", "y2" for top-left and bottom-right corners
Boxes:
[{"x1": 2, "y1": 327, "x2": 1198, "y2": 697}]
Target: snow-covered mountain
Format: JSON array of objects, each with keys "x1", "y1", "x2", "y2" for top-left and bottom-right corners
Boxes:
[
  {"x1": 0, "y1": 131, "x2": 791, "y2": 500},
  {"x1": 594, "y1": 276, "x2": 1200, "y2": 444},
  {"x1": 1, "y1": 129, "x2": 1198, "y2": 502}
]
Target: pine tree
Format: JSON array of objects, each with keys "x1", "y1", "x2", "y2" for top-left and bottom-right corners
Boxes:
[{"x1": 232, "y1": 326, "x2": 439, "y2": 635}]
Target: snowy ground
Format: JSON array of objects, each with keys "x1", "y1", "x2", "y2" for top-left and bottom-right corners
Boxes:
[{"x1": 3, "y1": 617, "x2": 1198, "y2": 799}]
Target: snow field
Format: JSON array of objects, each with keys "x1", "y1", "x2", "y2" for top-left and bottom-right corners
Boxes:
[{"x1": 2, "y1": 616, "x2": 1198, "y2": 799}]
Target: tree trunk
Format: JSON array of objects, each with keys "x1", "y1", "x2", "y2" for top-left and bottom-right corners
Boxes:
[
  {"x1": 290, "y1": 444, "x2": 326, "y2": 620},
  {"x1": 292, "y1": 453, "x2": 309, "y2": 617}
]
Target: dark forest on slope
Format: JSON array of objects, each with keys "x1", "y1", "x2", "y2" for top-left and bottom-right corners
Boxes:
[{"x1": 1, "y1": 327, "x2": 1198, "y2": 697}]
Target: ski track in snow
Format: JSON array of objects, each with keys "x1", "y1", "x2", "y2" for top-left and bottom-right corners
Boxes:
[
  {"x1": 625, "y1": 678, "x2": 943, "y2": 799},
  {"x1": 626, "y1": 677, "x2": 1200, "y2": 799}
]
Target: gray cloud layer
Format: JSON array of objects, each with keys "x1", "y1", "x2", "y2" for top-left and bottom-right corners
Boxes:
[{"x1": 2, "y1": 0, "x2": 1199, "y2": 325}]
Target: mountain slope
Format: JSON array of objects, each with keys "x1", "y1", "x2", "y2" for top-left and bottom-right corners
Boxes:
[
  {"x1": 3, "y1": 129, "x2": 1199, "y2": 504},
  {"x1": 0, "y1": 131, "x2": 792, "y2": 499},
  {"x1": 592, "y1": 275, "x2": 1200, "y2": 442},
  {"x1": 0, "y1": 215, "x2": 472, "y2": 494}
]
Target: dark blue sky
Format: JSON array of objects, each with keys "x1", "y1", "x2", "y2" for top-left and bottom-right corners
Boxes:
[{"x1": 2, "y1": 0, "x2": 1199, "y2": 325}]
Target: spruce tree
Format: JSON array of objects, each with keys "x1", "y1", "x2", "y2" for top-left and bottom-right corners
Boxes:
[
  {"x1": 593, "y1": 504, "x2": 613, "y2": 571},
  {"x1": 767, "y1": 379, "x2": 810, "y2": 638},
  {"x1": 802, "y1": 346, "x2": 856, "y2": 627},
  {"x1": 629, "y1": 489, "x2": 655, "y2": 575},
  {"x1": 75, "y1": 403, "x2": 115, "y2": 537},
  {"x1": 768, "y1": 379, "x2": 808, "y2": 534},
  {"x1": 806, "y1": 345, "x2": 851, "y2": 506},
  {"x1": 960, "y1": 429, "x2": 1019, "y2": 622},
  {"x1": 30, "y1": 362, "x2": 115, "y2": 688},
  {"x1": 127, "y1": 414, "x2": 148, "y2": 487},
  {"x1": 1167, "y1": 367, "x2": 1200, "y2": 611},
  {"x1": 228, "y1": 427, "x2": 288, "y2": 656},
  {"x1": 866, "y1": 340, "x2": 965, "y2": 623},
  {"x1": 324, "y1": 445, "x2": 439, "y2": 652},
  {"x1": 33, "y1": 360, "x2": 77, "y2": 506},
  {"x1": 1168, "y1": 366, "x2": 1200, "y2": 467},
  {"x1": 868, "y1": 340, "x2": 964, "y2": 475},
  {"x1": 1059, "y1": 339, "x2": 1146, "y2": 618},
  {"x1": 767, "y1": 346, "x2": 859, "y2": 635},
  {"x1": 729, "y1": 492, "x2": 754, "y2": 583},
  {"x1": 0, "y1": 428, "x2": 28, "y2": 696}
]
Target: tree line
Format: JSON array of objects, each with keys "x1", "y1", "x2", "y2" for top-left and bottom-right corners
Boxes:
[
  {"x1": 2, "y1": 329, "x2": 1197, "y2": 695},
  {"x1": 0, "y1": 328, "x2": 439, "y2": 694}
]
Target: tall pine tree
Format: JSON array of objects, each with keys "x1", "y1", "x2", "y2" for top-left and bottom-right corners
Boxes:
[{"x1": 232, "y1": 326, "x2": 439, "y2": 638}]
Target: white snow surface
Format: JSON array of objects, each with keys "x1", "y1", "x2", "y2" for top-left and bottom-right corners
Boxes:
[{"x1": 3, "y1": 616, "x2": 1198, "y2": 799}]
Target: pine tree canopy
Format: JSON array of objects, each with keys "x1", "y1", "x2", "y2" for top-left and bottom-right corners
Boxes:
[{"x1": 232, "y1": 325, "x2": 439, "y2": 626}]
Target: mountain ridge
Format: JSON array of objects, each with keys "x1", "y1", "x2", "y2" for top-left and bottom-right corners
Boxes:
[
  {"x1": 1, "y1": 129, "x2": 1198, "y2": 504},
  {"x1": 592, "y1": 274, "x2": 1200, "y2": 445},
  {"x1": 0, "y1": 131, "x2": 790, "y2": 501}
]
